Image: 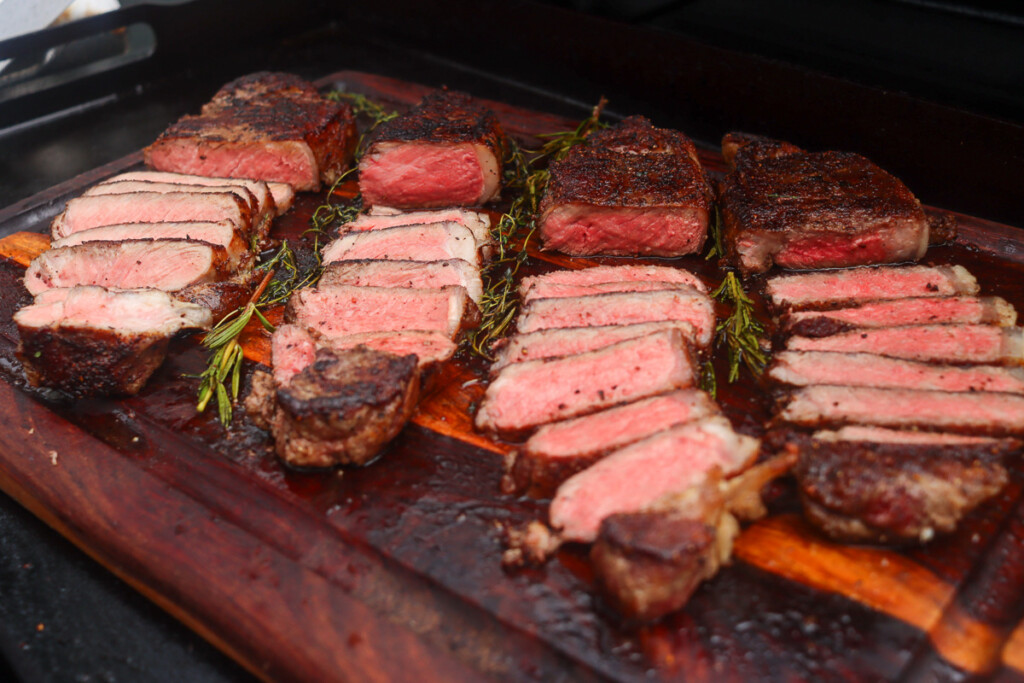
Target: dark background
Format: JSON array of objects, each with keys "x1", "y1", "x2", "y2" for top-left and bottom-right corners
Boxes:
[{"x1": 1, "y1": 1, "x2": 1023, "y2": 680}]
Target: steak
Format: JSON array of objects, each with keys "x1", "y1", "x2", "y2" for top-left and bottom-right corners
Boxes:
[
  {"x1": 765, "y1": 264, "x2": 978, "y2": 310},
  {"x1": 783, "y1": 296, "x2": 1016, "y2": 336},
  {"x1": 322, "y1": 223, "x2": 481, "y2": 267},
  {"x1": 475, "y1": 330, "x2": 698, "y2": 438},
  {"x1": 286, "y1": 284, "x2": 473, "y2": 339},
  {"x1": 359, "y1": 90, "x2": 505, "y2": 208},
  {"x1": 549, "y1": 416, "x2": 760, "y2": 543},
  {"x1": 538, "y1": 116, "x2": 712, "y2": 257},
  {"x1": 345, "y1": 208, "x2": 490, "y2": 237},
  {"x1": 521, "y1": 280, "x2": 698, "y2": 306},
  {"x1": 520, "y1": 264, "x2": 706, "y2": 296},
  {"x1": 51, "y1": 191, "x2": 253, "y2": 240},
  {"x1": 25, "y1": 240, "x2": 231, "y2": 296},
  {"x1": 145, "y1": 71, "x2": 358, "y2": 191},
  {"x1": 719, "y1": 135, "x2": 932, "y2": 273},
  {"x1": 813, "y1": 425, "x2": 1012, "y2": 446},
  {"x1": 51, "y1": 221, "x2": 252, "y2": 270},
  {"x1": 516, "y1": 288, "x2": 715, "y2": 348},
  {"x1": 319, "y1": 258, "x2": 483, "y2": 304},
  {"x1": 769, "y1": 350, "x2": 1024, "y2": 394},
  {"x1": 777, "y1": 385, "x2": 1024, "y2": 435},
  {"x1": 15, "y1": 286, "x2": 211, "y2": 397},
  {"x1": 491, "y1": 321, "x2": 697, "y2": 373},
  {"x1": 785, "y1": 324, "x2": 1024, "y2": 364},
  {"x1": 102, "y1": 170, "x2": 289, "y2": 215},
  {"x1": 246, "y1": 347, "x2": 420, "y2": 468},
  {"x1": 508, "y1": 390, "x2": 719, "y2": 497}
]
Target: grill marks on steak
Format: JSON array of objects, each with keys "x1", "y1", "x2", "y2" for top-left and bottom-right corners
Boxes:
[
  {"x1": 538, "y1": 116, "x2": 712, "y2": 257},
  {"x1": 719, "y1": 134, "x2": 937, "y2": 273},
  {"x1": 145, "y1": 72, "x2": 357, "y2": 191},
  {"x1": 358, "y1": 89, "x2": 505, "y2": 208}
]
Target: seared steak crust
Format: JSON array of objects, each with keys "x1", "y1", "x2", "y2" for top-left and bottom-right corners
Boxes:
[{"x1": 367, "y1": 89, "x2": 505, "y2": 157}]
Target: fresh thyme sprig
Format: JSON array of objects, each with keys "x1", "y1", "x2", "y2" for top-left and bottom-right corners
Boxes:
[
  {"x1": 709, "y1": 271, "x2": 767, "y2": 389},
  {"x1": 705, "y1": 204, "x2": 725, "y2": 261},
  {"x1": 326, "y1": 91, "x2": 399, "y2": 159}
]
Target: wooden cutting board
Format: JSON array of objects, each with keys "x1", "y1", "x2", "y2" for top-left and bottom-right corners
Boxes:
[{"x1": 2, "y1": 70, "x2": 1024, "y2": 682}]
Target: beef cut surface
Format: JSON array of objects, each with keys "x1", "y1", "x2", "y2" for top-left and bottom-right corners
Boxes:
[
  {"x1": 783, "y1": 296, "x2": 1016, "y2": 335},
  {"x1": 52, "y1": 192, "x2": 253, "y2": 240},
  {"x1": 520, "y1": 264, "x2": 706, "y2": 297},
  {"x1": 322, "y1": 224, "x2": 481, "y2": 267},
  {"x1": 319, "y1": 258, "x2": 483, "y2": 304}
]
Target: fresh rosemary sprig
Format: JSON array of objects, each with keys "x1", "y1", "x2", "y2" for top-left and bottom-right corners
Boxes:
[{"x1": 710, "y1": 271, "x2": 767, "y2": 386}]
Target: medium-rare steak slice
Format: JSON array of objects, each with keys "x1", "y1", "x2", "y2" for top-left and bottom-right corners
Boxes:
[
  {"x1": 520, "y1": 264, "x2": 706, "y2": 296},
  {"x1": 538, "y1": 117, "x2": 712, "y2": 257},
  {"x1": 475, "y1": 330, "x2": 698, "y2": 438},
  {"x1": 765, "y1": 264, "x2": 978, "y2": 310},
  {"x1": 517, "y1": 288, "x2": 715, "y2": 348},
  {"x1": 345, "y1": 208, "x2": 490, "y2": 237},
  {"x1": 145, "y1": 72, "x2": 357, "y2": 191},
  {"x1": 247, "y1": 347, "x2": 420, "y2": 468},
  {"x1": 549, "y1": 416, "x2": 760, "y2": 543},
  {"x1": 319, "y1": 258, "x2": 483, "y2": 304},
  {"x1": 777, "y1": 385, "x2": 1024, "y2": 435},
  {"x1": 51, "y1": 191, "x2": 253, "y2": 240},
  {"x1": 784, "y1": 430, "x2": 1019, "y2": 543},
  {"x1": 358, "y1": 89, "x2": 505, "y2": 208},
  {"x1": 813, "y1": 425, "x2": 1014, "y2": 446},
  {"x1": 51, "y1": 221, "x2": 251, "y2": 270},
  {"x1": 15, "y1": 286, "x2": 211, "y2": 397},
  {"x1": 719, "y1": 134, "x2": 932, "y2": 273},
  {"x1": 491, "y1": 321, "x2": 697, "y2": 373},
  {"x1": 321, "y1": 224, "x2": 481, "y2": 267},
  {"x1": 782, "y1": 296, "x2": 1017, "y2": 336},
  {"x1": 521, "y1": 280, "x2": 697, "y2": 306},
  {"x1": 102, "y1": 170, "x2": 286, "y2": 216},
  {"x1": 769, "y1": 351, "x2": 1024, "y2": 394},
  {"x1": 25, "y1": 240, "x2": 232, "y2": 296},
  {"x1": 286, "y1": 284, "x2": 474, "y2": 340},
  {"x1": 785, "y1": 324, "x2": 1024, "y2": 365},
  {"x1": 508, "y1": 390, "x2": 719, "y2": 497}
]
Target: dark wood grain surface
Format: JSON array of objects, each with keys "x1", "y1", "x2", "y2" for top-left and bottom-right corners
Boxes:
[{"x1": 2, "y1": 70, "x2": 1024, "y2": 682}]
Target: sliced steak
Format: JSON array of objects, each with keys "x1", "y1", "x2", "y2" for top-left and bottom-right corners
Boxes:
[
  {"x1": 475, "y1": 330, "x2": 698, "y2": 438},
  {"x1": 719, "y1": 135, "x2": 931, "y2": 273},
  {"x1": 785, "y1": 324, "x2": 1024, "y2": 364},
  {"x1": 319, "y1": 258, "x2": 483, "y2": 304},
  {"x1": 322, "y1": 223, "x2": 481, "y2": 267},
  {"x1": 492, "y1": 321, "x2": 697, "y2": 373},
  {"x1": 777, "y1": 385, "x2": 1024, "y2": 435},
  {"x1": 549, "y1": 416, "x2": 760, "y2": 543},
  {"x1": 813, "y1": 425, "x2": 1013, "y2": 446},
  {"x1": 145, "y1": 71, "x2": 357, "y2": 191},
  {"x1": 103, "y1": 170, "x2": 287, "y2": 216},
  {"x1": 345, "y1": 208, "x2": 489, "y2": 236},
  {"x1": 509, "y1": 390, "x2": 719, "y2": 497},
  {"x1": 25, "y1": 240, "x2": 231, "y2": 296},
  {"x1": 783, "y1": 296, "x2": 1016, "y2": 336},
  {"x1": 51, "y1": 191, "x2": 253, "y2": 240},
  {"x1": 359, "y1": 90, "x2": 505, "y2": 208},
  {"x1": 538, "y1": 116, "x2": 712, "y2": 257},
  {"x1": 287, "y1": 284, "x2": 473, "y2": 339},
  {"x1": 520, "y1": 264, "x2": 706, "y2": 296},
  {"x1": 769, "y1": 351, "x2": 1024, "y2": 394},
  {"x1": 15, "y1": 286, "x2": 211, "y2": 397},
  {"x1": 765, "y1": 264, "x2": 978, "y2": 310},
  {"x1": 521, "y1": 280, "x2": 698, "y2": 306},
  {"x1": 517, "y1": 288, "x2": 715, "y2": 348}
]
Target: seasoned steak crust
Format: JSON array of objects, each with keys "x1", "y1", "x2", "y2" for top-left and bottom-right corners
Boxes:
[{"x1": 367, "y1": 89, "x2": 506, "y2": 158}]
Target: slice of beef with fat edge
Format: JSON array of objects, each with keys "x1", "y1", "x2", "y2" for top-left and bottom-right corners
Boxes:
[
  {"x1": 782, "y1": 295, "x2": 1016, "y2": 336},
  {"x1": 319, "y1": 258, "x2": 483, "y2": 305}
]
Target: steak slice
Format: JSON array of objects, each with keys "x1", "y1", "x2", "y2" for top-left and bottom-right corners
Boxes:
[
  {"x1": 15, "y1": 286, "x2": 211, "y2": 397},
  {"x1": 787, "y1": 430, "x2": 1019, "y2": 543},
  {"x1": 521, "y1": 280, "x2": 698, "y2": 306},
  {"x1": 51, "y1": 221, "x2": 251, "y2": 270},
  {"x1": 25, "y1": 240, "x2": 231, "y2": 296},
  {"x1": 777, "y1": 385, "x2": 1024, "y2": 435},
  {"x1": 319, "y1": 258, "x2": 483, "y2": 304},
  {"x1": 783, "y1": 296, "x2": 1017, "y2": 336},
  {"x1": 538, "y1": 116, "x2": 712, "y2": 257},
  {"x1": 517, "y1": 288, "x2": 715, "y2": 348},
  {"x1": 785, "y1": 324, "x2": 1024, "y2": 364},
  {"x1": 359, "y1": 90, "x2": 505, "y2": 208},
  {"x1": 248, "y1": 347, "x2": 420, "y2": 468},
  {"x1": 765, "y1": 264, "x2": 978, "y2": 310},
  {"x1": 475, "y1": 330, "x2": 698, "y2": 438},
  {"x1": 549, "y1": 416, "x2": 760, "y2": 543},
  {"x1": 813, "y1": 425, "x2": 1013, "y2": 446},
  {"x1": 520, "y1": 264, "x2": 706, "y2": 296},
  {"x1": 321, "y1": 223, "x2": 481, "y2": 267},
  {"x1": 345, "y1": 208, "x2": 490, "y2": 237},
  {"x1": 509, "y1": 390, "x2": 719, "y2": 497},
  {"x1": 145, "y1": 71, "x2": 357, "y2": 191},
  {"x1": 769, "y1": 351, "x2": 1024, "y2": 394},
  {"x1": 102, "y1": 170, "x2": 287, "y2": 215},
  {"x1": 719, "y1": 135, "x2": 931, "y2": 273},
  {"x1": 51, "y1": 191, "x2": 253, "y2": 240},
  {"x1": 491, "y1": 321, "x2": 697, "y2": 374},
  {"x1": 286, "y1": 284, "x2": 473, "y2": 339}
]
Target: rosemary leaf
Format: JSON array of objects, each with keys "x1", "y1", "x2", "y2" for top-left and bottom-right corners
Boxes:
[{"x1": 711, "y1": 271, "x2": 767, "y2": 385}]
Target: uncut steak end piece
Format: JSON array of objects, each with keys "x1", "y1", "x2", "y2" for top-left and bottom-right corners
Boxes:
[
  {"x1": 144, "y1": 71, "x2": 357, "y2": 191},
  {"x1": 358, "y1": 89, "x2": 506, "y2": 209},
  {"x1": 14, "y1": 286, "x2": 212, "y2": 397},
  {"x1": 538, "y1": 116, "x2": 712, "y2": 257},
  {"x1": 719, "y1": 133, "x2": 937, "y2": 273}
]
